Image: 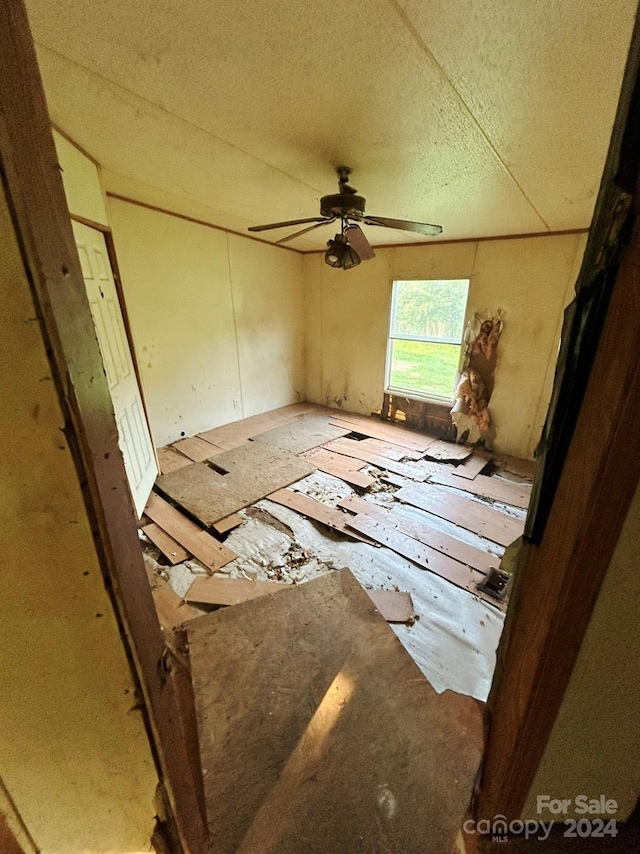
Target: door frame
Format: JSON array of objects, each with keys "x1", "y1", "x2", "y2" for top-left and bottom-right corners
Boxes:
[
  {"x1": 476, "y1": 12, "x2": 640, "y2": 820},
  {"x1": 3, "y1": 0, "x2": 639, "y2": 845},
  {"x1": 0, "y1": 3, "x2": 207, "y2": 852}
]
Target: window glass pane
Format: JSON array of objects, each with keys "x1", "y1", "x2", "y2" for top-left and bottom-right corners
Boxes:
[
  {"x1": 391, "y1": 279, "x2": 469, "y2": 340},
  {"x1": 388, "y1": 340, "x2": 460, "y2": 399}
]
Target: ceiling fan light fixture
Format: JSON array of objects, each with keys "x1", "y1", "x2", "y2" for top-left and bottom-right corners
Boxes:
[{"x1": 324, "y1": 233, "x2": 361, "y2": 270}]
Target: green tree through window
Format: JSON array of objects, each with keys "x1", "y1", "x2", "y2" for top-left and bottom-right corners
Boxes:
[{"x1": 386, "y1": 279, "x2": 469, "y2": 400}]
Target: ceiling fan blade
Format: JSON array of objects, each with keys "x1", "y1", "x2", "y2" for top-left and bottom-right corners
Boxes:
[
  {"x1": 363, "y1": 216, "x2": 443, "y2": 237},
  {"x1": 346, "y1": 224, "x2": 376, "y2": 260},
  {"x1": 275, "y1": 217, "x2": 336, "y2": 244},
  {"x1": 248, "y1": 217, "x2": 330, "y2": 233}
]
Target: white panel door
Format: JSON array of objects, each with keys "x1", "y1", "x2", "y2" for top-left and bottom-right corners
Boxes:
[{"x1": 72, "y1": 221, "x2": 157, "y2": 516}]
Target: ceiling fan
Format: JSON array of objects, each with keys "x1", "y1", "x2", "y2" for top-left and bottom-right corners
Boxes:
[{"x1": 248, "y1": 167, "x2": 443, "y2": 269}]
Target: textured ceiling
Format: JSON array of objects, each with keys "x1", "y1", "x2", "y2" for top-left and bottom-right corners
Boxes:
[{"x1": 26, "y1": 0, "x2": 637, "y2": 250}]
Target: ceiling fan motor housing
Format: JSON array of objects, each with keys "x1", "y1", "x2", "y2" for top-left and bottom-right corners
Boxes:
[{"x1": 320, "y1": 193, "x2": 366, "y2": 219}]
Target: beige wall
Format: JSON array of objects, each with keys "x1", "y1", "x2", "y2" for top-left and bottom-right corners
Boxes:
[
  {"x1": 304, "y1": 233, "x2": 586, "y2": 459},
  {"x1": 0, "y1": 183, "x2": 157, "y2": 851},
  {"x1": 52, "y1": 129, "x2": 109, "y2": 227},
  {"x1": 108, "y1": 199, "x2": 306, "y2": 448},
  {"x1": 523, "y1": 480, "x2": 640, "y2": 821}
]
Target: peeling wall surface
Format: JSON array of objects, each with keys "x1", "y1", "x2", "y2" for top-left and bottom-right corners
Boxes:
[
  {"x1": 108, "y1": 198, "x2": 306, "y2": 447},
  {"x1": 304, "y1": 233, "x2": 587, "y2": 460},
  {"x1": 0, "y1": 184, "x2": 157, "y2": 851},
  {"x1": 522, "y1": 481, "x2": 640, "y2": 822}
]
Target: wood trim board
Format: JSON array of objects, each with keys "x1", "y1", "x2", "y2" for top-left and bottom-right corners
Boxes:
[{"x1": 0, "y1": 5, "x2": 209, "y2": 848}]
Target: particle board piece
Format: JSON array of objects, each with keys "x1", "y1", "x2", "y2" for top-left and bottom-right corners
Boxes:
[
  {"x1": 395, "y1": 484, "x2": 525, "y2": 548},
  {"x1": 188, "y1": 569, "x2": 482, "y2": 854},
  {"x1": 251, "y1": 414, "x2": 350, "y2": 454},
  {"x1": 156, "y1": 443, "x2": 316, "y2": 525},
  {"x1": 347, "y1": 514, "x2": 485, "y2": 594},
  {"x1": 157, "y1": 446, "x2": 192, "y2": 475},
  {"x1": 142, "y1": 522, "x2": 190, "y2": 564},
  {"x1": 145, "y1": 493, "x2": 237, "y2": 570},
  {"x1": 425, "y1": 439, "x2": 474, "y2": 462},
  {"x1": 172, "y1": 435, "x2": 223, "y2": 462},
  {"x1": 304, "y1": 448, "x2": 375, "y2": 489},
  {"x1": 328, "y1": 415, "x2": 435, "y2": 452},
  {"x1": 212, "y1": 513, "x2": 244, "y2": 536},
  {"x1": 186, "y1": 576, "x2": 285, "y2": 607},
  {"x1": 266, "y1": 488, "x2": 373, "y2": 543},
  {"x1": 326, "y1": 437, "x2": 428, "y2": 480},
  {"x1": 198, "y1": 403, "x2": 316, "y2": 450},
  {"x1": 367, "y1": 589, "x2": 414, "y2": 623},
  {"x1": 430, "y1": 470, "x2": 532, "y2": 509},
  {"x1": 451, "y1": 451, "x2": 492, "y2": 480},
  {"x1": 338, "y1": 495, "x2": 500, "y2": 575}
]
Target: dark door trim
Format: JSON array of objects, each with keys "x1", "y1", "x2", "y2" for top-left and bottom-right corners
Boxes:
[{"x1": 477, "y1": 12, "x2": 640, "y2": 820}]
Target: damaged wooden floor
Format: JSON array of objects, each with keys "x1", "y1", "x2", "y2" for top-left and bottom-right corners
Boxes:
[
  {"x1": 141, "y1": 403, "x2": 533, "y2": 851},
  {"x1": 142, "y1": 402, "x2": 532, "y2": 699}
]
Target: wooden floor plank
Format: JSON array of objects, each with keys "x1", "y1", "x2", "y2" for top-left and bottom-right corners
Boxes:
[
  {"x1": 212, "y1": 513, "x2": 244, "y2": 536},
  {"x1": 424, "y1": 439, "x2": 473, "y2": 462},
  {"x1": 172, "y1": 436, "x2": 224, "y2": 462},
  {"x1": 430, "y1": 470, "x2": 532, "y2": 509},
  {"x1": 451, "y1": 451, "x2": 492, "y2": 480},
  {"x1": 142, "y1": 522, "x2": 190, "y2": 564},
  {"x1": 328, "y1": 415, "x2": 435, "y2": 452},
  {"x1": 186, "y1": 575, "x2": 413, "y2": 623},
  {"x1": 326, "y1": 437, "x2": 428, "y2": 480},
  {"x1": 359, "y1": 437, "x2": 423, "y2": 460},
  {"x1": 266, "y1": 489, "x2": 373, "y2": 543},
  {"x1": 188, "y1": 570, "x2": 482, "y2": 854},
  {"x1": 347, "y1": 514, "x2": 486, "y2": 594},
  {"x1": 304, "y1": 448, "x2": 375, "y2": 489},
  {"x1": 186, "y1": 576, "x2": 284, "y2": 606},
  {"x1": 338, "y1": 495, "x2": 500, "y2": 575},
  {"x1": 145, "y1": 493, "x2": 237, "y2": 571},
  {"x1": 146, "y1": 567, "x2": 201, "y2": 630},
  {"x1": 394, "y1": 484, "x2": 525, "y2": 547},
  {"x1": 157, "y1": 446, "x2": 192, "y2": 474}
]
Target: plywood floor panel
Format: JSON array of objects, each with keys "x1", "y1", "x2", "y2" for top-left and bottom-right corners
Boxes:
[
  {"x1": 188, "y1": 570, "x2": 483, "y2": 854},
  {"x1": 251, "y1": 414, "x2": 350, "y2": 454},
  {"x1": 156, "y1": 444, "x2": 315, "y2": 525}
]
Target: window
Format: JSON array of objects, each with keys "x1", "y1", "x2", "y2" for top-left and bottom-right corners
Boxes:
[{"x1": 386, "y1": 279, "x2": 470, "y2": 402}]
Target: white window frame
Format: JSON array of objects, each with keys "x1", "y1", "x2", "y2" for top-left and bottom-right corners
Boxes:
[{"x1": 385, "y1": 278, "x2": 470, "y2": 404}]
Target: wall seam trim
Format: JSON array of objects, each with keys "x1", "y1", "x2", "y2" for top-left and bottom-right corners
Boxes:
[{"x1": 225, "y1": 232, "x2": 245, "y2": 419}]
